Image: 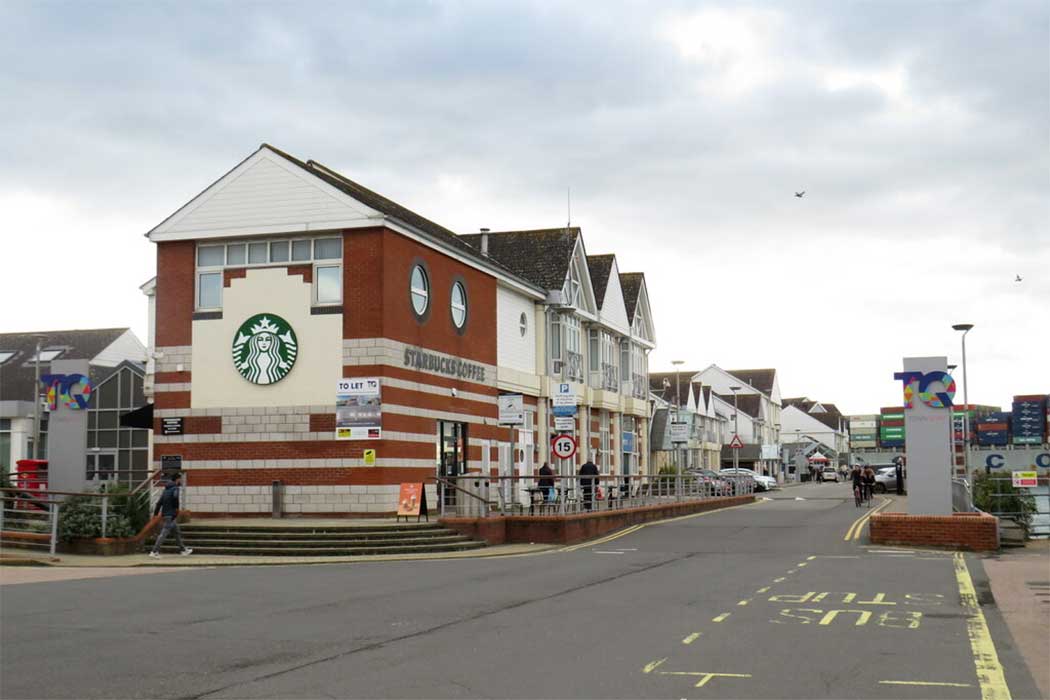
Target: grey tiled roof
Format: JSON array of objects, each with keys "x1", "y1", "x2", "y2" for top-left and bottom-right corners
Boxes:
[
  {"x1": 586, "y1": 254, "x2": 615, "y2": 308},
  {"x1": 459, "y1": 228, "x2": 580, "y2": 290},
  {"x1": 619, "y1": 273, "x2": 643, "y2": 321},
  {"x1": 726, "y1": 368, "x2": 777, "y2": 396},
  {"x1": 0, "y1": 328, "x2": 130, "y2": 402}
]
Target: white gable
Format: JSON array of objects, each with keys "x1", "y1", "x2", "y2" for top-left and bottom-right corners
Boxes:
[
  {"x1": 598, "y1": 259, "x2": 630, "y2": 333},
  {"x1": 92, "y1": 330, "x2": 147, "y2": 367},
  {"x1": 148, "y1": 147, "x2": 382, "y2": 241},
  {"x1": 630, "y1": 279, "x2": 656, "y2": 347},
  {"x1": 563, "y1": 237, "x2": 598, "y2": 318}
]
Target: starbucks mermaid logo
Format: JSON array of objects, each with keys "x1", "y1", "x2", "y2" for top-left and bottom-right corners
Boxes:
[{"x1": 232, "y1": 314, "x2": 298, "y2": 384}]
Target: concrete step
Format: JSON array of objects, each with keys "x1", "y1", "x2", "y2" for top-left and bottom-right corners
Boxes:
[
  {"x1": 180, "y1": 523, "x2": 443, "y2": 534},
  {"x1": 149, "y1": 540, "x2": 487, "y2": 557},
  {"x1": 177, "y1": 527, "x2": 446, "y2": 540},
  {"x1": 148, "y1": 534, "x2": 474, "y2": 549}
]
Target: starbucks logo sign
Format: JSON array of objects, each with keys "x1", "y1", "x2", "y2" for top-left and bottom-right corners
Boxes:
[{"x1": 232, "y1": 314, "x2": 298, "y2": 384}]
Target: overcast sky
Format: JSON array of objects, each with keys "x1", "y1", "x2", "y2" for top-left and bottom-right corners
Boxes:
[{"x1": 1, "y1": 1, "x2": 1046, "y2": 414}]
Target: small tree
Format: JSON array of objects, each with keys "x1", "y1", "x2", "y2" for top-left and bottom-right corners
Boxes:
[{"x1": 971, "y1": 472, "x2": 1034, "y2": 532}]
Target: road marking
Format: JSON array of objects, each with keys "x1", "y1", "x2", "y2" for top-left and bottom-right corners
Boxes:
[
  {"x1": 773, "y1": 577, "x2": 786, "y2": 582},
  {"x1": 806, "y1": 555, "x2": 816, "y2": 560},
  {"x1": 852, "y1": 498, "x2": 893, "y2": 540},
  {"x1": 880, "y1": 680, "x2": 973, "y2": 688},
  {"x1": 682, "y1": 632, "x2": 702, "y2": 645},
  {"x1": 953, "y1": 552, "x2": 1012, "y2": 700},
  {"x1": 756, "y1": 586, "x2": 770, "y2": 593},
  {"x1": 643, "y1": 658, "x2": 668, "y2": 674},
  {"x1": 844, "y1": 498, "x2": 890, "y2": 541},
  {"x1": 787, "y1": 569, "x2": 798, "y2": 574},
  {"x1": 796, "y1": 562, "x2": 808, "y2": 567},
  {"x1": 712, "y1": 612, "x2": 731, "y2": 622},
  {"x1": 561, "y1": 524, "x2": 645, "y2": 552},
  {"x1": 736, "y1": 599, "x2": 750, "y2": 606},
  {"x1": 812, "y1": 555, "x2": 861, "y2": 559},
  {"x1": 656, "y1": 671, "x2": 752, "y2": 688},
  {"x1": 593, "y1": 551, "x2": 625, "y2": 555}
]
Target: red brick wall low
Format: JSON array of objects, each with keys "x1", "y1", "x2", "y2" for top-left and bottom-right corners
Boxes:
[
  {"x1": 869, "y1": 512, "x2": 999, "y2": 551},
  {"x1": 441, "y1": 495, "x2": 754, "y2": 545}
]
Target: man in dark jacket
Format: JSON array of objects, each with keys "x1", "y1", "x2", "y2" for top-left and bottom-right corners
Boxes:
[
  {"x1": 149, "y1": 473, "x2": 192, "y2": 558},
  {"x1": 579, "y1": 459, "x2": 599, "y2": 511},
  {"x1": 537, "y1": 462, "x2": 555, "y2": 502}
]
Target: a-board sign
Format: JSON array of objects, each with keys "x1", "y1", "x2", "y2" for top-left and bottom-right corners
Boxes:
[
  {"x1": 554, "y1": 416, "x2": 575, "y2": 432},
  {"x1": 161, "y1": 417, "x2": 184, "y2": 436},
  {"x1": 551, "y1": 434, "x2": 577, "y2": 460},
  {"x1": 1012, "y1": 471, "x2": 1038, "y2": 488},
  {"x1": 160, "y1": 455, "x2": 182, "y2": 472},
  {"x1": 396, "y1": 482, "x2": 428, "y2": 522},
  {"x1": 498, "y1": 394, "x2": 524, "y2": 425}
]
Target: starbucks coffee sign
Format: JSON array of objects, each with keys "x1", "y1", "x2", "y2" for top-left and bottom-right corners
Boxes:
[{"x1": 232, "y1": 314, "x2": 298, "y2": 384}]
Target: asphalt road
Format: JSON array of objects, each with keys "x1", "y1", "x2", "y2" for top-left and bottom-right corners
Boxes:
[{"x1": 2, "y1": 482, "x2": 1042, "y2": 699}]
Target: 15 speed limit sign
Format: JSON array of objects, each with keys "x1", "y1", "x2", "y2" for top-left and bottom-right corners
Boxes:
[{"x1": 551, "y1": 434, "x2": 577, "y2": 460}]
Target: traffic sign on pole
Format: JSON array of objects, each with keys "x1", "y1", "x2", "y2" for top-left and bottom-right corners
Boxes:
[
  {"x1": 551, "y1": 434, "x2": 578, "y2": 460},
  {"x1": 729, "y1": 434, "x2": 744, "y2": 449}
]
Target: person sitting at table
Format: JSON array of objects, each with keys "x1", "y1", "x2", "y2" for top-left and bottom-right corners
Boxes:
[{"x1": 537, "y1": 462, "x2": 555, "y2": 502}]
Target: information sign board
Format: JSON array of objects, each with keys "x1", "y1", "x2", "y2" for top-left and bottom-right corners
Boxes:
[
  {"x1": 336, "y1": 378, "x2": 382, "y2": 440},
  {"x1": 498, "y1": 394, "x2": 525, "y2": 425}
]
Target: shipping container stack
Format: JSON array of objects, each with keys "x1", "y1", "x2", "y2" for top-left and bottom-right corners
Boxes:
[
  {"x1": 879, "y1": 406, "x2": 905, "y2": 448},
  {"x1": 849, "y1": 415, "x2": 879, "y2": 449},
  {"x1": 975, "y1": 411, "x2": 1011, "y2": 447},
  {"x1": 951, "y1": 404, "x2": 1000, "y2": 465},
  {"x1": 1011, "y1": 394, "x2": 1048, "y2": 446}
]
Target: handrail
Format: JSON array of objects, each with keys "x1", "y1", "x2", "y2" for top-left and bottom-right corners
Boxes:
[
  {"x1": 0, "y1": 468, "x2": 165, "y2": 500},
  {"x1": 430, "y1": 476, "x2": 491, "y2": 504}
]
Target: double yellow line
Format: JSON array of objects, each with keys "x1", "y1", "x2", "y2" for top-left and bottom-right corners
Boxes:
[{"x1": 843, "y1": 497, "x2": 892, "y2": 541}]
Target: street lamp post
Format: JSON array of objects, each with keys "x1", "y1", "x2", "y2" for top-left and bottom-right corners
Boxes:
[
  {"x1": 774, "y1": 423, "x2": 782, "y2": 482},
  {"x1": 31, "y1": 335, "x2": 45, "y2": 460},
  {"x1": 795, "y1": 428, "x2": 801, "y2": 482},
  {"x1": 952, "y1": 324, "x2": 974, "y2": 475},
  {"x1": 730, "y1": 386, "x2": 741, "y2": 482},
  {"x1": 672, "y1": 361, "x2": 684, "y2": 474}
]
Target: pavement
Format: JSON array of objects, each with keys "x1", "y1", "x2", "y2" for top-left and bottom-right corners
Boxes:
[{"x1": 1, "y1": 480, "x2": 1046, "y2": 699}]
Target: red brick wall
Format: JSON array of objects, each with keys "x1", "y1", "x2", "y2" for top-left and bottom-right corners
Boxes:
[
  {"x1": 187, "y1": 466, "x2": 432, "y2": 487},
  {"x1": 152, "y1": 416, "x2": 221, "y2": 434},
  {"x1": 155, "y1": 241, "x2": 195, "y2": 346},
  {"x1": 869, "y1": 512, "x2": 999, "y2": 551}
]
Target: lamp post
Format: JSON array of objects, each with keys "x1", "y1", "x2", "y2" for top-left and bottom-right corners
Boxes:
[
  {"x1": 672, "y1": 360, "x2": 684, "y2": 473},
  {"x1": 774, "y1": 423, "x2": 782, "y2": 482},
  {"x1": 730, "y1": 385, "x2": 741, "y2": 476},
  {"x1": 31, "y1": 335, "x2": 45, "y2": 460},
  {"x1": 947, "y1": 363, "x2": 959, "y2": 466},
  {"x1": 795, "y1": 428, "x2": 801, "y2": 482},
  {"x1": 952, "y1": 324, "x2": 974, "y2": 475}
]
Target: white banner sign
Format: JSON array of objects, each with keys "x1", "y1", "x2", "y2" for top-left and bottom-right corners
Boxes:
[
  {"x1": 554, "y1": 416, "x2": 575, "y2": 432},
  {"x1": 669, "y1": 422, "x2": 689, "y2": 443},
  {"x1": 498, "y1": 394, "x2": 524, "y2": 425}
]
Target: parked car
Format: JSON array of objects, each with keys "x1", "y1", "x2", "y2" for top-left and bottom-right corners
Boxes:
[
  {"x1": 820, "y1": 467, "x2": 839, "y2": 482},
  {"x1": 698, "y1": 469, "x2": 731, "y2": 496},
  {"x1": 874, "y1": 466, "x2": 901, "y2": 493},
  {"x1": 719, "y1": 468, "x2": 777, "y2": 492}
]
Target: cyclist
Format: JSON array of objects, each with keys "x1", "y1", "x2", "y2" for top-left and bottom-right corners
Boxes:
[
  {"x1": 850, "y1": 465, "x2": 864, "y2": 507},
  {"x1": 862, "y1": 466, "x2": 877, "y2": 506}
]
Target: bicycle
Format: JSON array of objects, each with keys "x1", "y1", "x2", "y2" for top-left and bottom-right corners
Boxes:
[{"x1": 853, "y1": 484, "x2": 863, "y2": 507}]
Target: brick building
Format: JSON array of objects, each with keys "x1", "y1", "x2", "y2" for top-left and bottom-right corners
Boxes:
[{"x1": 144, "y1": 145, "x2": 655, "y2": 515}]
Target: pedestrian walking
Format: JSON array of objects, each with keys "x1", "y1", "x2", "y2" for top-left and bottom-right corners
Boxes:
[
  {"x1": 149, "y1": 473, "x2": 192, "y2": 558},
  {"x1": 579, "y1": 458, "x2": 599, "y2": 511}
]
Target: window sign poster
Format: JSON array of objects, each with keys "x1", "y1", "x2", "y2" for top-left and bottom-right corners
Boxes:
[{"x1": 336, "y1": 378, "x2": 382, "y2": 440}]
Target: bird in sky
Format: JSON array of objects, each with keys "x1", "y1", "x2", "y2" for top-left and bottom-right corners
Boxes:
[
  {"x1": 1015, "y1": 274, "x2": 1023, "y2": 282},
  {"x1": 795, "y1": 191, "x2": 805, "y2": 198}
]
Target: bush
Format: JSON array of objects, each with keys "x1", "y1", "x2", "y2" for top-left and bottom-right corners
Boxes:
[
  {"x1": 971, "y1": 472, "x2": 1034, "y2": 530},
  {"x1": 58, "y1": 494, "x2": 136, "y2": 542}
]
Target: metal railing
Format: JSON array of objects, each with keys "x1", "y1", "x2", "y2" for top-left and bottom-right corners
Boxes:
[
  {"x1": 1, "y1": 468, "x2": 167, "y2": 555},
  {"x1": 973, "y1": 475, "x2": 1049, "y2": 539},
  {"x1": 951, "y1": 477, "x2": 975, "y2": 513},
  {"x1": 434, "y1": 472, "x2": 755, "y2": 518}
]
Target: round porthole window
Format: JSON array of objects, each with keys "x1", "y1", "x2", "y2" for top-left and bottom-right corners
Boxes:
[
  {"x1": 519, "y1": 312, "x2": 528, "y2": 337},
  {"x1": 451, "y1": 281, "x2": 467, "y2": 329},
  {"x1": 410, "y1": 264, "x2": 429, "y2": 317}
]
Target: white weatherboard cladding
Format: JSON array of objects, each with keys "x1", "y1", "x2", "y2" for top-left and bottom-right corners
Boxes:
[
  {"x1": 599, "y1": 260, "x2": 630, "y2": 334},
  {"x1": 152, "y1": 150, "x2": 378, "y2": 238},
  {"x1": 92, "y1": 330, "x2": 147, "y2": 367},
  {"x1": 191, "y1": 268, "x2": 342, "y2": 408},
  {"x1": 497, "y1": 286, "x2": 535, "y2": 374}
]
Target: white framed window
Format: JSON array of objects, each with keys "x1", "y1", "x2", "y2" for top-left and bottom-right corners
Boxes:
[
  {"x1": 314, "y1": 238, "x2": 341, "y2": 259},
  {"x1": 550, "y1": 313, "x2": 562, "y2": 362},
  {"x1": 519, "y1": 312, "x2": 528, "y2": 337},
  {"x1": 589, "y1": 329, "x2": 599, "y2": 371},
  {"x1": 269, "y1": 240, "x2": 290, "y2": 263},
  {"x1": 0, "y1": 351, "x2": 15, "y2": 365},
  {"x1": 410, "y1": 265, "x2": 429, "y2": 316},
  {"x1": 450, "y1": 281, "x2": 467, "y2": 329},
  {"x1": 314, "y1": 264, "x2": 342, "y2": 305},
  {"x1": 291, "y1": 239, "x2": 312, "y2": 261},
  {"x1": 197, "y1": 272, "x2": 222, "y2": 310},
  {"x1": 226, "y1": 243, "x2": 246, "y2": 265},
  {"x1": 247, "y1": 242, "x2": 267, "y2": 264},
  {"x1": 30, "y1": 349, "x2": 64, "y2": 362}
]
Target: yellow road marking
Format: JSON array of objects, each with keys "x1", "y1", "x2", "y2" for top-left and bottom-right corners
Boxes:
[
  {"x1": 773, "y1": 576, "x2": 786, "y2": 582},
  {"x1": 712, "y1": 612, "x2": 731, "y2": 622},
  {"x1": 806, "y1": 555, "x2": 816, "y2": 560},
  {"x1": 756, "y1": 586, "x2": 770, "y2": 593},
  {"x1": 853, "y1": 498, "x2": 893, "y2": 540},
  {"x1": 682, "y1": 632, "x2": 701, "y2": 645},
  {"x1": 797, "y1": 562, "x2": 808, "y2": 567},
  {"x1": 953, "y1": 553, "x2": 1011, "y2": 700},
  {"x1": 736, "y1": 599, "x2": 750, "y2": 606},
  {"x1": 880, "y1": 680, "x2": 973, "y2": 688},
  {"x1": 642, "y1": 658, "x2": 668, "y2": 674},
  {"x1": 657, "y1": 671, "x2": 752, "y2": 688},
  {"x1": 787, "y1": 569, "x2": 797, "y2": 574},
  {"x1": 844, "y1": 498, "x2": 891, "y2": 541},
  {"x1": 560, "y1": 499, "x2": 762, "y2": 552}
]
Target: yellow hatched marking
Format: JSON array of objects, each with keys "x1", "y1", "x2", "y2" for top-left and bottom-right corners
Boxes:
[
  {"x1": 953, "y1": 553, "x2": 1011, "y2": 700},
  {"x1": 880, "y1": 680, "x2": 973, "y2": 688},
  {"x1": 682, "y1": 632, "x2": 701, "y2": 645},
  {"x1": 712, "y1": 612, "x2": 731, "y2": 622}
]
